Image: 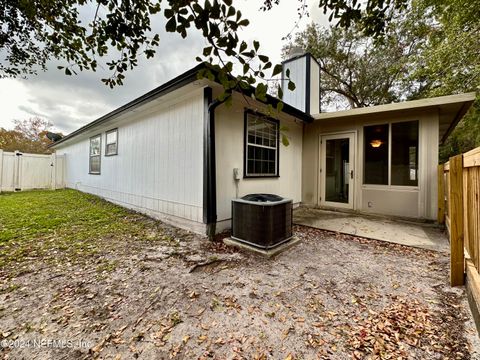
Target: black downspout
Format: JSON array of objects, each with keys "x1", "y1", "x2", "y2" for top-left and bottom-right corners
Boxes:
[
  {"x1": 203, "y1": 87, "x2": 215, "y2": 239},
  {"x1": 203, "y1": 87, "x2": 230, "y2": 239}
]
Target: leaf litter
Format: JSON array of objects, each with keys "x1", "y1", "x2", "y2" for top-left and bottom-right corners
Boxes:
[{"x1": 1, "y1": 210, "x2": 479, "y2": 359}]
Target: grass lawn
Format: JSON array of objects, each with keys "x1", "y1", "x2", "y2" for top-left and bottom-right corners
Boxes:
[
  {"x1": 0, "y1": 189, "x2": 163, "y2": 272},
  {"x1": 0, "y1": 189, "x2": 479, "y2": 359}
]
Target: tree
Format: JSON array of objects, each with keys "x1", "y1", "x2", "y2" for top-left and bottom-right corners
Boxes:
[
  {"x1": 412, "y1": 0, "x2": 480, "y2": 97},
  {"x1": 409, "y1": 0, "x2": 480, "y2": 161},
  {"x1": 286, "y1": 17, "x2": 428, "y2": 109},
  {"x1": 1, "y1": 0, "x2": 439, "y2": 106},
  {"x1": 439, "y1": 104, "x2": 480, "y2": 163},
  {"x1": 316, "y1": 0, "x2": 480, "y2": 96},
  {"x1": 317, "y1": 0, "x2": 409, "y2": 37},
  {"x1": 295, "y1": 0, "x2": 480, "y2": 161},
  {"x1": 0, "y1": 0, "x2": 297, "y2": 105},
  {"x1": 0, "y1": 117, "x2": 57, "y2": 154},
  {"x1": 2, "y1": 0, "x2": 414, "y2": 92}
]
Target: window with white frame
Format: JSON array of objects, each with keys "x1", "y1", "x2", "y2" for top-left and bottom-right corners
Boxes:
[
  {"x1": 89, "y1": 134, "x2": 101, "y2": 174},
  {"x1": 245, "y1": 111, "x2": 279, "y2": 177},
  {"x1": 105, "y1": 128, "x2": 118, "y2": 156},
  {"x1": 363, "y1": 120, "x2": 419, "y2": 186}
]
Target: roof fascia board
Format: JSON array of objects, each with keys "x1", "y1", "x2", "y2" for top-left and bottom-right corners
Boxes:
[
  {"x1": 52, "y1": 64, "x2": 205, "y2": 147},
  {"x1": 52, "y1": 63, "x2": 313, "y2": 148},
  {"x1": 440, "y1": 100, "x2": 475, "y2": 144},
  {"x1": 313, "y1": 93, "x2": 476, "y2": 121},
  {"x1": 281, "y1": 52, "x2": 320, "y2": 68}
]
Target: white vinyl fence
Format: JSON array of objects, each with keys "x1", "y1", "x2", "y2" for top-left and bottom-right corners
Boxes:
[{"x1": 0, "y1": 150, "x2": 65, "y2": 192}]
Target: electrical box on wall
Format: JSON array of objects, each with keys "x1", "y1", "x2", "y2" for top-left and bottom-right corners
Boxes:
[{"x1": 233, "y1": 168, "x2": 241, "y2": 180}]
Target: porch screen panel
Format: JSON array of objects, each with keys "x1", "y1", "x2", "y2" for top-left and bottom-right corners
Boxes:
[
  {"x1": 364, "y1": 124, "x2": 388, "y2": 185},
  {"x1": 391, "y1": 121, "x2": 419, "y2": 186}
]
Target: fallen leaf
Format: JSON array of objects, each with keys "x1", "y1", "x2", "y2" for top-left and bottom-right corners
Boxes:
[{"x1": 197, "y1": 334, "x2": 208, "y2": 344}]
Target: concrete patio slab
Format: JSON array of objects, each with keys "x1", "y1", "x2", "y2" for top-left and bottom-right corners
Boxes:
[{"x1": 294, "y1": 207, "x2": 449, "y2": 252}]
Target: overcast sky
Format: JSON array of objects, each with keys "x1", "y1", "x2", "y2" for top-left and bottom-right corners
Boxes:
[{"x1": 0, "y1": 1, "x2": 329, "y2": 134}]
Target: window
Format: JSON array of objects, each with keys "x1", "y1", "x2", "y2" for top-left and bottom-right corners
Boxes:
[
  {"x1": 245, "y1": 111, "x2": 279, "y2": 177},
  {"x1": 89, "y1": 134, "x2": 101, "y2": 174},
  {"x1": 105, "y1": 129, "x2": 118, "y2": 156},
  {"x1": 364, "y1": 124, "x2": 389, "y2": 185},
  {"x1": 391, "y1": 121, "x2": 418, "y2": 186},
  {"x1": 363, "y1": 121, "x2": 419, "y2": 186}
]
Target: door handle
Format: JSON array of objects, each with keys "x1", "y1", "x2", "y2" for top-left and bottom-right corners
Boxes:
[{"x1": 350, "y1": 170, "x2": 354, "y2": 179}]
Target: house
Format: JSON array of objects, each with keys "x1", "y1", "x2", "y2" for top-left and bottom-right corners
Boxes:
[{"x1": 51, "y1": 53, "x2": 476, "y2": 236}]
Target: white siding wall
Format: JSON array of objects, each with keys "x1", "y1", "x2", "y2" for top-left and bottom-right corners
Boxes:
[
  {"x1": 309, "y1": 60, "x2": 320, "y2": 114},
  {"x1": 282, "y1": 56, "x2": 307, "y2": 112},
  {"x1": 282, "y1": 55, "x2": 320, "y2": 115},
  {"x1": 214, "y1": 93, "x2": 304, "y2": 232},
  {"x1": 56, "y1": 88, "x2": 205, "y2": 233}
]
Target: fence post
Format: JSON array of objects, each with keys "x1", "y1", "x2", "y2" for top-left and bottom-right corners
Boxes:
[
  {"x1": 0, "y1": 149, "x2": 3, "y2": 193},
  {"x1": 438, "y1": 163, "x2": 445, "y2": 224},
  {"x1": 50, "y1": 153, "x2": 57, "y2": 190},
  {"x1": 13, "y1": 150, "x2": 21, "y2": 191},
  {"x1": 449, "y1": 154, "x2": 465, "y2": 286}
]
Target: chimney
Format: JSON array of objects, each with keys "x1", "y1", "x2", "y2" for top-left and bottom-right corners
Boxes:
[{"x1": 281, "y1": 49, "x2": 320, "y2": 115}]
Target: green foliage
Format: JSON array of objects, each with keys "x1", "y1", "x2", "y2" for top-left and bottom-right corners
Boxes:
[
  {"x1": 296, "y1": 1, "x2": 480, "y2": 159},
  {"x1": 439, "y1": 98, "x2": 480, "y2": 163},
  {"x1": 410, "y1": 0, "x2": 480, "y2": 160},
  {"x1": 287, "y1": 20, "x2": 425, "y2": 109},
  {"x1": 316, "y1": 0, "x2": 479, "y2": 96},
  {"x1": 316, "y1": 0, "x2": 480, "y2": 84},
  {"x1": 412, "y1": 0, "x2": 480, "y2": 97},
  {"x1": 3, "y1": 0, "x2": 477, "y2": 157},
  {"x1": 280, "y1": 125, "x2": 290, "y2": 146},
  {"x1": 318, "y1": 0, "x2": 409, "y2": 38},
  {"x1": 254, "y1": 82, "x2": 268, "y2": 102},
  {"x1": 2, "y1": 0, "x2": 163, "y2": 87},
  {"x1": 0, "y1": 0, "x2": 290, "y2": 101}
]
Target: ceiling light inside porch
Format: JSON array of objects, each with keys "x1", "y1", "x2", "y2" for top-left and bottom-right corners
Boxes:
[{"x1": 370, "y1": 139, "x2": 383, "y2": 148}]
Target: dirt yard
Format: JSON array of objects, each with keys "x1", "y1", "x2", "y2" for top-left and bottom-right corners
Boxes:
[{"x1": 1, "y1": 190, "x2": 479, "y2": 359}]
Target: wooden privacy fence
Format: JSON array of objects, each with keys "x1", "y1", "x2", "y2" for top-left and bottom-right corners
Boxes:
[
  {"x1": 0, "y1": 150, "x2": 65, "y2": 192},
  {"x1": 439, "y1": 146, "x2": 480, "y2": 286}
]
